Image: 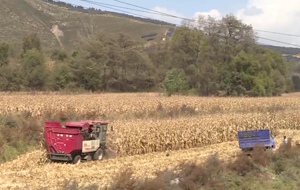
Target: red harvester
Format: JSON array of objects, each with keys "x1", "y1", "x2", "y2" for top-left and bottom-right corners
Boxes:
[{"x1": 44, "y1": 120, "x2": 111, "y2": 164}]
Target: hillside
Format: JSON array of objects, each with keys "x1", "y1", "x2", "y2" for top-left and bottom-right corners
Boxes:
[
  {"x1": 0, "y1": 0, "x2": 174, "y2": 51},
  {"x1": 261, "y1": 44, "x2": 300, "y2": 62},
  {"x1": 261, "y1": 44, "x2": 300, "y2": 55}
]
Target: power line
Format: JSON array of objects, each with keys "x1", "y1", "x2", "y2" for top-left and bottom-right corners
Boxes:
[
  {"x1": 110, "y1": 0, "x2": 300, "y2": 38},
  {"x1": 111, "y1": 0, "x2": 194, "y2": 22},
  {"x1": 87, "y1": 3, "x2": 152, "y2": 19},
  {"x1": 81, "y1": 0, "x2": 248, "y2": 27},
  {"x1": 48, "y1": 0, "x2": 149, "y2": 19},
  {"x1": 255, "y1": 29, "x2": 300, "y2": 38},
  {"x1": 82, "y1": 0, "x2": 300, "y2": 38},
  {"x1": 79, "y1": 0, "x2": 300, "y2": 48},
  {"x1": 255, "y1": 36, "x2": 300, "y2": 48},
  {"x1": 81, "y1": 0, "x2": 169, "y2": 17}
]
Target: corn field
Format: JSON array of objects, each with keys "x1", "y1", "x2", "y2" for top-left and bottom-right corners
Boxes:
[
  {"x1": 1, "y1": 92, "x2": 300, "y2": 189},
  {"x1": 110, "y1": 111, "x2": 300, "y2": 156},
  {"x1": 0, "y1": 93, "x2": 298, "y2": 118},
  {"x1": 1, "y1": 93, "x2": 300, "y2": 156}
]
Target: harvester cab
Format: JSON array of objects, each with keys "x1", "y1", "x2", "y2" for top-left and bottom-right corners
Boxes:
[{"x1": 44, "y1": 120, "x2": 110, "y2": 164}]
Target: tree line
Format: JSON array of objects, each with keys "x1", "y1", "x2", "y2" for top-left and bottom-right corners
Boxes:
[{"x1": 0, "y1": 15, "x2": 296, "y2": 96}]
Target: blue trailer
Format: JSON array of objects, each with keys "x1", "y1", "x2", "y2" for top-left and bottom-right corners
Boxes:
[{"x1": 238, "y1": 129, "x2": 276, "y2": 151}]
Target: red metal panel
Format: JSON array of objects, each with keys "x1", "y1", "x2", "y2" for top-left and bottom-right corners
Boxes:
[
  {"x1": 45, "y1": 122, "x2": 62, "y2": 128},
  {"x1": 65, "y1": 122, "x2": 89, "y2": 131},
  {"x1": 44, "y1": 122, "x2": 83, "y2": 154},
  {"x1": 65, "y1": 122, "x2": 86, "y2": 127},
  {"x1": 52, "y1": 128, "x2": 80, "y2": 135},
  {"x1": 44, "y1": 120, "x2": 108, "y2": 156},
  {"x1": 75, "y1": 134, "x2": 83, "y2": 151}
]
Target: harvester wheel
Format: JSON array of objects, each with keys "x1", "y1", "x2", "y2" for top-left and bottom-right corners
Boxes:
[
  {"x1": 73, "y1": 155, "x2": 81, "y2": 164},
  {"x1": 93, "y1": 148, "x2": 104, "y2": 161}
]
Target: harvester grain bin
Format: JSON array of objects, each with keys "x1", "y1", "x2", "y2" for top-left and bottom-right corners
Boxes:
[{"x1": 44, "y1": 120, "x2": 110, "y2": 164}]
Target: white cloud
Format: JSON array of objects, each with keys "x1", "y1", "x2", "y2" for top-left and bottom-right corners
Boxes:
[
  {"x1": 236, "y1": 0, "x2": 300, "y2": 47},
  {"x1": 194, "y1": 9, "x2": 222, "y2": 20},
  {"x1": 146, "y1": 7, "x2": 222, "y2": 26},
  {"x1": 243, "y1": 6, "x2": 263, "y2": 16}
]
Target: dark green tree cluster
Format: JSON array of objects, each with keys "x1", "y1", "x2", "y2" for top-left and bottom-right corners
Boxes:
[
  {"x1": 0, "y1": 43, "x2": 9, "y2": 67},
  {"x1": 0, "y1": 14, "x2": 294, "y2": 96},
  {"x1": 0, "y1": 32, "x2": 156, "y2": 92},
  {"x1": 68, "y1": 33, "x2": 156, "y2": 91},
  {"x1": 148, "y1": 14, "x2": 292, "y2": 96},
  {"x1": 0, "y1": 34, "x2": 48, "y2": 91}
]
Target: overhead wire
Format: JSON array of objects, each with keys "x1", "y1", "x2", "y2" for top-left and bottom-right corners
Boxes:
[
  {"x1": 84, "y1": 3, "x2": 153, "y2": 19},
  {"x1": 254, "y1": 29, "x2": 300, "y2": 38},
  {"x1": 109, "y1": 0, "x2": 300, "y2": 38},
  {"x1": 111, "y1": 0, "x2": 195, "y2": 21},
  {"x1": 79, "y1": 0, "x2": 300, "y2": 47},
  {"x1": 254, "y1": 36, "x2": 300, "y2": 48},
  {"x1": 80, "y1": 0, "x2": 251, "y2": 28},
  {"x1": 81, "y1": 0, "x2": 171, "y2": 17},
  {"x1": 65, "y1": 0, "x2": 154, "y2": 19},
  {"x1": 49, "y1": 0, "x2": 148, "y2": 18}
]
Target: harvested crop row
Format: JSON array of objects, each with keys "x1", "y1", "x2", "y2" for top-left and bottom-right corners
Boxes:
[
  {"x1": 0, "y1": 141, "x2": 242, "y2": 190},
  {"x1": 0, "y1": 132, "x2": 293, "y2": 190}
]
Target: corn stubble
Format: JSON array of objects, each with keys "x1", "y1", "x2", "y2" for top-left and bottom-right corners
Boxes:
[{"x1": 0, "y1": 135, "x2": 290, "y2": 190}]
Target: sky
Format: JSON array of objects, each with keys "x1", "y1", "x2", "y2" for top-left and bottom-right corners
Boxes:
[{"x1": 61, "y1": 0, "x2": 300, "y2": 47}]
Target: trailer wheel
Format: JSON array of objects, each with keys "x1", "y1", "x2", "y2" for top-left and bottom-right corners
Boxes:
[
  {"x1": 93, "y1": 148, "x2": 104, "y2": 161},
  {"x1": 73, "y1": 155, "x2": 81, "y2": 164}
]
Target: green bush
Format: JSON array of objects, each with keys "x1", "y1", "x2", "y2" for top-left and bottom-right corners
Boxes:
[
  {"x1": 162, "y1": 68, "x2": 188, "y2": 96},
  {"x1": 1, "y1": 144, "x2": 19, "y2": 162}
]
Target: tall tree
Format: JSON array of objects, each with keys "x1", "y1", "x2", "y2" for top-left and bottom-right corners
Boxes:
[
  {"x1": 0, "y1": 64, "x2": 22, "y2": 91},
  {"x1": 50, "y1": 62, "x2": 74, "y2": 90},
  {"x1": 72, "y1": 32, "x2": 155, "y2": 92},
  {"x1": 146, "y1": 40, "x2": 172, "y2": 84},
  {"x1": 163, "y1": 68, "x2": 188, "y2": 96},
  {"x1": 170, "y1": 26, "x2": 219, "y2": 95},
  {"x1": 70, "y1": 49, "x2": 103, "y2": 91},
  {"x1": 0, "y1": 43, "x2": 9, "y2": 67},
  {"x1": 22, "y1": 33, "x2": 42, "y2": 55},
  {"x1": 21, "y1": 49, "x2": 47, "y2": 90}
]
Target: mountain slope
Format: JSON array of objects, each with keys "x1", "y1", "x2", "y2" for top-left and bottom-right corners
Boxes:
[
  {"x1": 0, "y1": 0, "x2": 174, "y2": 51},
  {"x1": 261, "y1": 44, "x2": 300, "y2": 55},
  {"x1": 261, "y1": 44, "x2": 300, "y2": 62}
]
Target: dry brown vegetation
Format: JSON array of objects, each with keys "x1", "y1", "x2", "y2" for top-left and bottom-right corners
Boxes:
[
  {"x1": 0, "y1": 93, "x2": 298, "y2": 118},
  {"x1": 1, "y1": 93, "x2": 300, "y2": 189},
  {"x1": 106, "y1": 143, "x2": 300, "y2": 190},
  {"x1": 1, "y1": 137, "x2": 297, "y2": 190},
  {"x1": 1, "y1": 93, "x2": 300, "y2": 156}
]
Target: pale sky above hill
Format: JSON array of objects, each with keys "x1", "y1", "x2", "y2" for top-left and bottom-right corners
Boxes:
[{"x1": 61, "y1": 0, "x2": 300, "y2": 47}]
